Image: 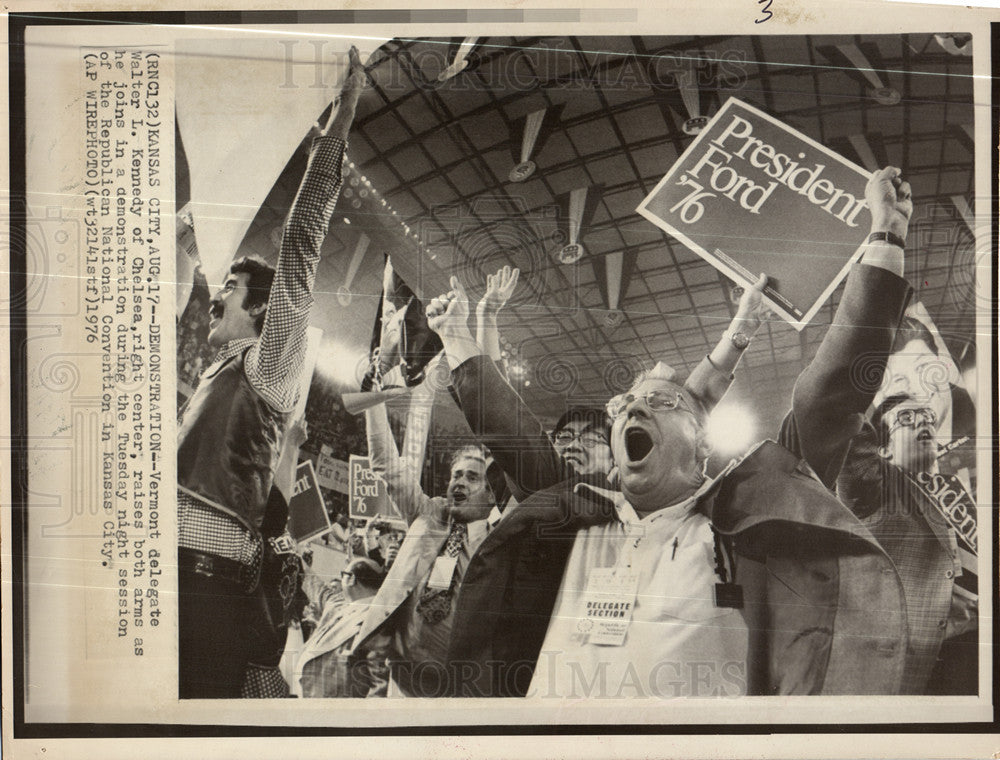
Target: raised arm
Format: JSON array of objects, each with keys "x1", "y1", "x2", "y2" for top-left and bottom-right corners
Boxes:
[
  {"x1": 476, "y1": 265, "x2": 519, "y2": 364},
  {"x1": 364, "y1": 402, "x2": 434, "y2": 526},
  {"x1": 687, "y1": 273, "x2": 770, "y2": 410},
  {"x1": 426, "y1": 277, "x2": 563, "y2": 499},
  {"x1": 781, "y1": 167, "x2": 914, "y2": 489},
  {"x1": 247, "y1": 47, "x2": 366, "y2": 410}
]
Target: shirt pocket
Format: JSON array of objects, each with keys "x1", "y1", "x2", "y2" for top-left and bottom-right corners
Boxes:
[{"x1": 637, "y1": 541, "x2": 732, "y2": 623}]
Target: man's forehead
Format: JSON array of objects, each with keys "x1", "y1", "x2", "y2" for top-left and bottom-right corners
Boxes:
[
  {"x1": 895, "y1": 337, "x2": 935, "y2": 356},
  {"x1": 560, "y1": 419, "x2": 596, "y2": 433},
  {"x1": 892, "y1": 399, "x2": 933, "y2": 413},
  {"x1": 631, "y1": 376, "x2": 687, "y2": 398},
  {"x1": 451, "y1": 456, "x2": 486, "y2": 473}
]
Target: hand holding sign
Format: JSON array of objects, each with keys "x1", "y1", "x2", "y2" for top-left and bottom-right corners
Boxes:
[
  {"x1": 733, "y1": 273, "x2": 771, "y2": 336},
  {"x1": 638, "y1": 98, "x2": 875, "y2": 328},
  {"x1": 865, "y1": 166, "x2": 913, "y2": 240},
  {"x1": 860, "y1": 167, "x2": 912, "y2": 276}
]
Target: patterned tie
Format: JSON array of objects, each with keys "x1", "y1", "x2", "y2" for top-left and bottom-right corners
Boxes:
[{"x1": 416, "y1": 521, "x2": 467, "y2": 625}]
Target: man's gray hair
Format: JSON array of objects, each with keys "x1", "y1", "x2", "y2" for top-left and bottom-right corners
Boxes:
[
  {"x1": 628, "y1": 361, "x2": 682, "y2": 393},
  {"x1": 628, "y1": 361, "x2": 708, "y2": 422}
]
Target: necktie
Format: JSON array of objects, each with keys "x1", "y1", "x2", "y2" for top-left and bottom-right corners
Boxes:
[{"x1": 416, "y1": 521, "x2": 467, "y2": 625}]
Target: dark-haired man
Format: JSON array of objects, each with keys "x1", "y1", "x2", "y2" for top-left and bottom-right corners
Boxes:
[
  {"x1": 366, "y1": 519, "x2": 404, "y2": 570},
  {"x1": 785, "y1": 166, "x2": 978, "y2": 695},
  {"x1": 175, "y1": 48, "x2": 365, "y2": 698},
  {"x1": 550, "y1": 407, "x2": 614, "y2": 480}
]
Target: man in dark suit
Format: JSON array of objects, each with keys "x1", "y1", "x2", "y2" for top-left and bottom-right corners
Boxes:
[{"x1": 782, "y1": 167, "x2": 978, "y2": 695}]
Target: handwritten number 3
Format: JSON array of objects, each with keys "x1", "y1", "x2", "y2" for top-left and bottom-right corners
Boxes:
[{"x1": 756, "y1": 0, "x2": 773, "y2": 23}]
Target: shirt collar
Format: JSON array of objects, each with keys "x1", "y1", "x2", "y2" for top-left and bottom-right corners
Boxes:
[
  {"x1": 574, "y1": 464, "x2": 732, "y2": 527},
  {"x1": 486, "y1": 506, "x2": 504, "y2": 530},
  {"x1": 465, "y1": 517, "x2": 490, "y2": 552}
]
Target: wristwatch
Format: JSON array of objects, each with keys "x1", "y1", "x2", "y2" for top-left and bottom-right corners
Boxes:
[
  {"x1": 867, "y1": 230, "x2": 906, "y2": 249},
  {"x1": 726, "y1": 330, "x2": 750, "y2": 351}
]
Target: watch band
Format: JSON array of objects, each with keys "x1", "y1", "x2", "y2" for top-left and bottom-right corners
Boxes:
[{"x1": 867, "y1": 230, "x2": 906, "y2": 249}]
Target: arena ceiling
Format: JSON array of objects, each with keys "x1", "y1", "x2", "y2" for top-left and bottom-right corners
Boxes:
[{"x1": 228, "y1": 33, "x2": 977, "y2": 435}]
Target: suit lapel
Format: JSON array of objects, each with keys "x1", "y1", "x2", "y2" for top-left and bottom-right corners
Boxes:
[
  {"x1": 355, "y1": 516, "x2": 449, "y2": 644},
  {"x1": 913, "y1": 486, "x2": 956, "y2": 553}
]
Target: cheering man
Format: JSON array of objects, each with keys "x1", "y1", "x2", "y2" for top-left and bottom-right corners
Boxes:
[
  {"x1": 784, "y1": 166, "x2": 978, "y2": 695},
  {"x1": 175, "y1": 48, "x2": 365, "y2": 698},
  {"x1": 424, "y1": 202, "x2": 911, "y2": 694},
  {"x1": 353, "y1": 401, "x2": 506, "y2": 697}
]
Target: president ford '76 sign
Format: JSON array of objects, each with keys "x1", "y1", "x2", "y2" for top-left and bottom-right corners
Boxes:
[
  {"x1": 638, "y1": 98, "x2": 874, "y2": 329},
  {"x1": 348, "y1": 454, "x2": 403, "y2": 522}
]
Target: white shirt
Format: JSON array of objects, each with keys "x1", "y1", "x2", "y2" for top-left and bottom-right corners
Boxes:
[{"x1": 527, "y1": 478, "x2": 748, "y2": 699}]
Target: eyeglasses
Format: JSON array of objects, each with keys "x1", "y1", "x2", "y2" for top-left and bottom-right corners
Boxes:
[
  {"x1": 606, "y1": 389, "x2": 693, "y2": 420},
  {"x1": 552, "y1": 429, "x2": 607, "y2": 449},
  {"x1": 340, "y1": 570, "x2": 354, "y2": 580},
  {"x1": 888, "y1": 407, "x2": 937, "y2": 431}
]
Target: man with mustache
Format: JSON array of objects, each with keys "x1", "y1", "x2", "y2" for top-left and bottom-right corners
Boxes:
[
  {"x1": 422, "y1": 169, "x2": 913, "y2": 697},
  {"x1": 353, "y1": 401, "x2": 506, "y2": 697},
  {"x1": 175, "y1": 49, "x2": 365, "y2": 698},
  {"x1": 785, "y1": 167, "x2": 978, "y2": 695}
]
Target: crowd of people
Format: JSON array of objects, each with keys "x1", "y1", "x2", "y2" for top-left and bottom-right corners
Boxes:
[{"x1": 175, "y1": 52, "x2": 978, "y2": 700}]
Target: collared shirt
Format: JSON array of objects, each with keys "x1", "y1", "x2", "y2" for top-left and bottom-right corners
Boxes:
[
  {"x1": 528, "y1": 477, "x2": 749, "y2": 700},
  {"x1": 177, "y1": 134, "x2": 347, "y2": 563},
  {"x1": 397, "y1": 516, "x2": 490, "y2": 677}
]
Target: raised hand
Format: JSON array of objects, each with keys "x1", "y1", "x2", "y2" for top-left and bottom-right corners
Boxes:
[
  {"x1": 426, "y1": 276, "x2": 473, "y2": 340},
  {"x1": 733, "y1": 273, "x2": 770, "y2": 336},
  {"x1": 865, "y1": 166, "x2": 913, "y2": 241},
  {"x1": 327, "y1": 45, "x2": 365, "y2": 137},
  {"x1": 478, "y1": 265, "x2": 520, "y2": 316},
  {"x1": 341, "y1": 45, "x2": 366, "y2": 99}
]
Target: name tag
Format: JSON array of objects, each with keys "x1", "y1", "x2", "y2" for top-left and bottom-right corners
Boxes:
[
  {"x1": 425, "y1": 556, "x2": 458, "y2": 590},
  {"x1": 575, "y1": 567, "x2": 640, "y2": 646}
]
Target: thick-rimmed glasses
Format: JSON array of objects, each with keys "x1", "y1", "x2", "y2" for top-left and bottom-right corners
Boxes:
[
  {"x1": 552, "y1": 429, "x2": 607, "y2": 449},
  {"x1": 606, "y1": 389, "x2": 693, "y2": 420},
  {"x1": 888, "y1": 407, "x2": 937, "y2": 432}
]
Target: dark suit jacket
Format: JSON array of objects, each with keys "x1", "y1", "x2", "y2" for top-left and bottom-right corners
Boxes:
[{"x1": 781, "y1": 262, "x2": 973, "y2": 693}]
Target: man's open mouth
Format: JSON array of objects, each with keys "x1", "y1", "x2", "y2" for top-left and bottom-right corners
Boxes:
[
  {"x1": 209, "y1": 303, "x2": 223, "y2": 321},
  {"x1": 625, "y1": 427, "x2": 654, "y2": 464},
  {"x1": 916, "y1": 428, "x2": 934, "y2": 443},
  {"x1": 451, "y1": 491, "x2": 467, "y2": 504}
]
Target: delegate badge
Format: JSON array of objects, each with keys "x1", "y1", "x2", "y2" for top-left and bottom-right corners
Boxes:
[{"x1": 576, "y1": 567, "x2": 640, "y2": 646}]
